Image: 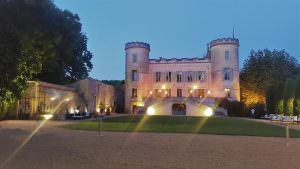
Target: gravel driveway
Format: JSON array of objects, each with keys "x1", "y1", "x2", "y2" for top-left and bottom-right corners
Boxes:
[{"x1": 1, "y1": 120, "x2": 300, "y2": 169}]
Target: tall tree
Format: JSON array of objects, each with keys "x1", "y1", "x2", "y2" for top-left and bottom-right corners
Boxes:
[
  {"x1": 0, "y1": 0, "x2": 93, "y2": 84},
  {"x1": 283, "y1": 78, "x2": 296, "y2": 115},
  {"x1": 293, "y1": 76, "x2": 300, "y2": 116},
  {"x1": 0, "y1": 0, "x2": 93, "y2": 117},
  {"x1": 240, "y1": 49, "x2": 300, "y2": 108}
]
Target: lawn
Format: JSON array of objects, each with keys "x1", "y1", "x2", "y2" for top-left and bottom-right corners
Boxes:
[{"x1": 63, "y1": 115, "x2": 300, "y2": 138}]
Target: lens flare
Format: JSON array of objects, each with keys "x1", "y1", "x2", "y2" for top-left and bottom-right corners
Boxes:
[
  {"x1": 204, "y1": 107, "x2": 213, "y2": 117},
  {"x1": 42, "y1": 114, "x2": 53, "y2": 120},
  {"x1": 146, "y1": 106, "x2": 155, "y2": 115},
  {"x1": 0, "y1": 93, "x2": 73, "y2": 169}
]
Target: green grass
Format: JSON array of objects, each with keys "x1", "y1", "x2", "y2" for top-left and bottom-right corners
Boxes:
[{"x1": 63, "y1": 115, "x2": 300, "y2": 138}]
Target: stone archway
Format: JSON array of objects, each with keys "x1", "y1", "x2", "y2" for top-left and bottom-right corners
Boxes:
[{"x1": 172, "y1": 103, "x2": 186, "y2": 115}]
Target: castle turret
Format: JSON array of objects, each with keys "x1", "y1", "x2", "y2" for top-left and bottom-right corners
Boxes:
[
  {"x1": 125, "y1": 42, "x2": 151, "y2": 113},
  {"x1": 209, "y1": 38, "x2": 240, "y2": 101}
]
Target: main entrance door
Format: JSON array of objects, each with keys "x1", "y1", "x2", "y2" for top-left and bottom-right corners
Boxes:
[{"x1": 172, "y1": 103, "x2": 186, "y2": 115}]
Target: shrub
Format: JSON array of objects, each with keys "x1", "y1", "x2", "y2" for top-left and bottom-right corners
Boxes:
[{"x1": 219, "y1": 99, "x2": 245, "y2": 117}]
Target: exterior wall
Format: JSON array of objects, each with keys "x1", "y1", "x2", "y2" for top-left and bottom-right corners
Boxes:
[
  {"x1": 124, "y1": 37, "x2": 240, "y2": 116},
  {"x1": 70, "y1": 78, "x2": 115, "y2": 113},
  {"x1": 18, "y1": 81, "x2": 78, "y2": 118},
  {"x1": 18, "y1": 78, "x2": 115, "y2": 119},
  {"x1": 145, "y1": 99, "x2": 212, "y2": 116},
  {"x1": 149, "y1": 60, "x2": 212, "y2": 98}
]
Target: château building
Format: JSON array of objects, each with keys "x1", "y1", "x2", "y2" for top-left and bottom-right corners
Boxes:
[{"x1": 125, "y1": 37, "x2": 240, "y2": 116}]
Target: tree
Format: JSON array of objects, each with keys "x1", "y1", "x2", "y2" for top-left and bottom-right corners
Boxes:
[
  {"x1": 293, "y1": 76, "x2": 300, "y2": 116},
  {"x1": 0, "y1": 0, "x2": 93, "y2": 84},
  {"x1": 0, "y1": 0, "x2": 92, "y2": 118},
  {"x1": 274, "y1": 82, "x2": 284, "y2": 114},
  {"x1": 283, "y1": 78, "x2": 296, "y2": 115},
  {"x1": 34, "y1": 8, "x2": 93, "y2": 84},
  {"x1": 266, "y1": 85, "x2": 276, "y2": 114},
  {"x1": 0, "y1": 2, "x2": 43, "y2": 117},
  {"x1": 240, "y1": 49, "x2": 300, "y2": 110}
]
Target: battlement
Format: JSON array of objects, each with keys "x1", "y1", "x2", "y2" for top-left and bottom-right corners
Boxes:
[
  {"x1": 149, "y1": 57, "x2": 209, "y2": 64},
  {"x1": 125, "y1": 42, "x2": 150, "y2": 51},
  {"x1": 209, "y1": 38, "x2": 239, "y2": 48}
]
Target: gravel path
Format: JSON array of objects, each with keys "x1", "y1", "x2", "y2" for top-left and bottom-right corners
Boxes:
[{"x1": 1, "y1": 120, "x2": 300, "y2": 169}]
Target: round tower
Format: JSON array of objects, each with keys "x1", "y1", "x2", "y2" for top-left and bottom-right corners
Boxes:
[
  {"x1": 209, "y1": 38, "x2": 240, "y2": 101},
  {"x1": 125, "y1": 42, "x2": 151, "y2": 113}
]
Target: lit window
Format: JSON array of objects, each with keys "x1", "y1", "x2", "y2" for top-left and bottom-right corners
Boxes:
[
  {"x1": 224, "y1": 88, "x2": 231, "y2": 97},
  {"x1": 188, "y1": 89, "x2": 193, "y2": 97},
  {"x1": 165, "y1": 89, "x2": 171, "y2": 97},
  {"x1": 155, "y1": 89, "x2": 162, "y2": 97},
  {"x1": 225, "y1": 50, "x2": 229, "y2": 60},
  {"x1": 132, "y1": 70, "x2": 138, "y2": 81},
  {"x1": 132, "y1": 54, "x2": 138, "y2": 63},
  {"x1": 195, "y1": 89, "x2": 205, "y2": 98},
  {"x1": 177, "y1": 89, "x2": 182, "y2": 98},
  {"x1": 132, "y1": 88, "x2": 137, "y2": 98}
]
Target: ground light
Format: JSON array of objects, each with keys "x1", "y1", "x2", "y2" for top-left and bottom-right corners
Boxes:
[
  {"x1": 146, "y1": 106, "x2": 155, "y2": 115},
  {"x1": 204, "y1": 107, "x2": 213, "y2": 117}
]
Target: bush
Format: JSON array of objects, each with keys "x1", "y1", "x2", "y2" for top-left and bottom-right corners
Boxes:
[
  {"x1": 252, "y1": 104, "x2": 265, "y2": 118},
  {"x1": 219, "y1": 99, "x2": 245, "y2": 117}
]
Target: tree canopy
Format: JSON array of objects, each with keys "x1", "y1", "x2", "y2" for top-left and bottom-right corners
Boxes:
[
  {"x1": 0, "y1": 0, "x2": 93, "y2": 117},
  {"x1": 240, "y1": 49, "x2": 300, "y2": 108}
]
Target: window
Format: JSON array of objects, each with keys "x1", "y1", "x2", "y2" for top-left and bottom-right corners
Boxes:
[
  {"x1": 165, "y1": 89, "x2": 171, "y2": 97},
  {"x1": 188, "y1": 89, "x2": 193, "y2": 97},
  {"x1": 155, "y1": 72, "x2": 161, "y2": 82},
  {"x1": 187, "y1": 73, "x2": 193, "y2": 82},
  {"x1": 154, "y1": 89, "x2": 162, "y2": 97},
  {"x1": 195, "y1": 89, "x2": 205, "y2": 98},
  {"x1": 198, "y1": 71, "x2": 206, "y2": 82},
  {"x1": 177, "y1": 89, "x2": 182, "y2": 98},
  {"x1": 132, "y1": 70, "x2": 138, "y2": 81},
  {"x1": 225, "y1": 88, "x2": 231, "y2": 97},
  {"x1": 166, "y1": 72, "x2": 172, "y2": 82},
  {"x1": 225, "y1": 50, "x2": 229, "y2": 60},
  {"x1": 223, "y1": 68, "x2": 233, "y2": 81},
  {"x1": 132, "y1": 53, "x2": 138, "y2": 63},
  {"x1": 177, "y1": 73, "x2": 182, "y2": 82},
  {"x1": 132, "y1": 88, "x2": 137, "y2": 98}
]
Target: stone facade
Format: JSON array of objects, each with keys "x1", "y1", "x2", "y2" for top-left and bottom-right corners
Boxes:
[
  {"x1": 70, "y1": 78, "x2": 115, "y2": 113},
  {"x1": 18, "y1": 78, "x2": 115, "y2": 119},
  {"x1": 125, "y1": 37, "x2": 240, "y2": 116}
]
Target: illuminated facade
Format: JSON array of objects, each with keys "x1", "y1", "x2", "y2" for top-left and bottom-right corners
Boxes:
[
  {"x1": 125, "y1": 37, "x2": 240, "y2": 116},
  {"x1": 18, "y1": 78, "x2": 115, "y2": 119}
]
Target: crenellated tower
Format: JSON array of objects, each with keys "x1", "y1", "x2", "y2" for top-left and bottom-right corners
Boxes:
[
  {"x1": 125, "y1": 42, "x2": 151, "y2": 113},
  {"x1": 209, "y1": 38, "x2": 240, "y2": 101}
]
